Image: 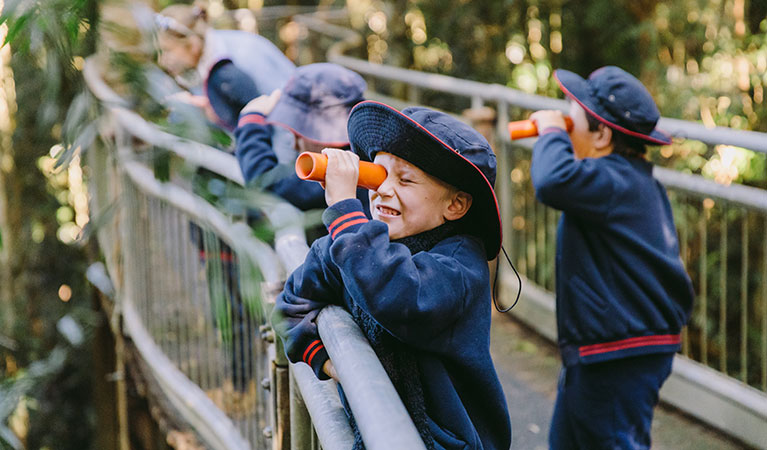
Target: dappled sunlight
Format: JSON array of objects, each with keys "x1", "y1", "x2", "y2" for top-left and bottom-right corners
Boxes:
[{"x1": 702, "y1": 145, "x2": 758, "y2": 186}]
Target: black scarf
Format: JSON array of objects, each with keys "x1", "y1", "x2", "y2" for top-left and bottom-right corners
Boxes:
[{"x1": 347, "y1": 221, "x2": 460, "y2": 450}]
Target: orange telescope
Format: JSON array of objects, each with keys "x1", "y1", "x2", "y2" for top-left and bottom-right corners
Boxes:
[
  {"x1": 508, "y1": 116, "x2": 573, "y2": 140},
  {"x1": 295, "y1": 152, "x2": 388, "y2": 191}
]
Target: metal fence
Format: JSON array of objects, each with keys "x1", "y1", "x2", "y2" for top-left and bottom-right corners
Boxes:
[
  {"x1": 84, "y1": 48, "x2": 426, "y2": 449},
  {"x1": 291, "y1": 11, "x2": 767, "y2": 448}
]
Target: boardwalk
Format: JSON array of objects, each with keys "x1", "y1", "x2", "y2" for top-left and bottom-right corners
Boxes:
[{"x1": 490, "y1": 314, "x2": 748, "y2": 450}]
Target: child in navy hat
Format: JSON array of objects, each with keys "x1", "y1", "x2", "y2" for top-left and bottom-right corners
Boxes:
[
  {"x1": 528, "y1": 66, "x2": 694, "y2": 449},
  {"x1": 235, "y1": 63, "x2": 368, "y2": 211},
  {"x1": 273, "y1": 101, "x2": 511, "y2": 449}
]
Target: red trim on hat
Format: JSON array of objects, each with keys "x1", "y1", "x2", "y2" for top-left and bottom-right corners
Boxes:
[
  {"x1": 554, "y1": 73, "x2": 672, "y2": 146},
  {"x1": 350, "y1": 100, "x2": 503, "y2": 258}
]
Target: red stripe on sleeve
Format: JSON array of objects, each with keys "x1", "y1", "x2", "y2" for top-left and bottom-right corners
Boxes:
[
  {"x1": 306, "y1": 343, "x2": 325, "y2": 367},
  {"x1": 579, "y1": 334, "x2": 681, "y2": 357},
  {"x1": 331, "y1": 218, "x2": 368, "y2": 239},
  {"x1": 237, "y1": 114, "x2": 266, "y2": 128},
  {"x1": 302, "y1": 340, "x2": 321, "y2": 363},
  {"x1": 327, "y1": 211, "x2": 367, "y2": 234}
]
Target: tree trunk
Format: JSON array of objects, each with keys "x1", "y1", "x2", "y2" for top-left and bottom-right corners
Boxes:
[{"x1": 0, "y1": 29, "x2": 21, "y2": 332}]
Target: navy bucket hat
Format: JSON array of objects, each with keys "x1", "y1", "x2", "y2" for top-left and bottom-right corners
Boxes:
[
  {"x1": 347, "y1": 101, "x2": 501, "y2": 260},
  {"x1": 555, "y1": 66, "x2": 671, "y2": 145},
  {"x1": 268, "y1": 63, "x2": 366, "y2": 147}
]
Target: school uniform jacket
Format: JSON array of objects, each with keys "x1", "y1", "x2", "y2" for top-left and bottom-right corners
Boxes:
[
  {"x1": 273, "y1": 198, "x2": 511, "y2": 450},
  {"x1": 235, "y1": 112, "x2": 327, "y2": 210},
  {"x1": 530, "y1": 129, "x2": 694, "y2": 366}
]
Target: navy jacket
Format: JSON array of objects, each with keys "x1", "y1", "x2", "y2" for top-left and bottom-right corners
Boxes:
[
  {"x1": 235, "y1": 112, "x2": 370, "y2": 212},
  {"x1": 273, "y1": 198, "x2": 511, "y2": 450},
  {"x1": 530, "y1": 130, "x2": 694, "y2": 366}
]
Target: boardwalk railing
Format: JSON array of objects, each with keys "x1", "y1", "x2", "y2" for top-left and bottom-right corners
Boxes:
[
  {"x1": 82, "y1": 6, "x2": 767, "y2": 448},
  {"x1": 291, "y1": 11, "x2": 767, "y2": 449},
  {"x1": 83, "y1": 51, "x2": 425, "y2": 449}
]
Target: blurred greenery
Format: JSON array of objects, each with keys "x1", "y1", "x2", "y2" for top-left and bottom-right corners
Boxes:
[
  {"x1": 0, "y1": 0, "x2": 100, "y2": 448},
  {"x1": 341, "y1": 0, "x2": 767, "y2": 189},
  {"x1": 2, "y1": 0, "x2": 767, "y2": 447}
]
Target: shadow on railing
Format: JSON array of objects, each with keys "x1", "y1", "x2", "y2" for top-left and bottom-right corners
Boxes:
[
  {"x1": 289, "y1": 11, "x2": 767, "y2": 449},
  {"x1": 83, "y1": 43, "x2": 425, "y2": 450}
]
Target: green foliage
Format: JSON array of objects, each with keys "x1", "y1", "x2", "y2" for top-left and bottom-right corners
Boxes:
[
  {"x1": 1, "y1": 0, "x2": 100, "y2": 448},
  {"x1": 343, "y1": 0, "x2": 767, "y2": 187}
]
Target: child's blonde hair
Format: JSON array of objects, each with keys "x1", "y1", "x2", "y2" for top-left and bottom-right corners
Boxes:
[{"x1": 157, "y1": 4, "x2": 208, "y2": 39}]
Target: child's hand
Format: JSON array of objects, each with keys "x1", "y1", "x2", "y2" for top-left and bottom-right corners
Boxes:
[
  {"x1": 322, "y1": 148, "x2": 359, "y2": 206},
  {"x1": 167, "y1": 92, "x2": 218, "y2": 122},
  {"x1": 530, "y1": 110, "x2": 568, "y2": 133},
  {"x1": 322, "y1": 359, "x2": 338, "y2": 381},
  {"x1": 241, "y1": 89, "x2": 281, "y2": 116}
]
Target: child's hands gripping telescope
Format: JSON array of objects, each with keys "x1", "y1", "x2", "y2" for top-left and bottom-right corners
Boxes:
[
  {"x1": 295, "y1": 152, "x2": 388, "y2": 191},
  {"x1": 508, "y1": 116, "x2": 573, "y2": 140}
]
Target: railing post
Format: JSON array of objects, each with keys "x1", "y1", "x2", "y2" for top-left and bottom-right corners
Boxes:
[
  {"x1": 407, "y1": 84, "x2": 421, "y2": 105},
  {"x1": 289, "y1": 371, "x2": 313, "y2": 450},
  {"x1": 263, "y1": 280, "x2": 291, "y2": 450}
]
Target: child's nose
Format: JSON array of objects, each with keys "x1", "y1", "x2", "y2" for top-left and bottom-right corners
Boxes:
[{"x1": 375, "y1": 176, "x2": 395, "y2": 197}]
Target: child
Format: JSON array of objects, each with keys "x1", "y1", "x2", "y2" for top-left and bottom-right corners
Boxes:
[
  {"x1": 273, "y1": 101, "x2": 511, "y2": 449},
  {"x1": 528, "y1": 66, "x2": 694, "y2": 449},
  {"x1": 235, "y1": 63, "x2": 368, "y2": 212},
  {"x1": 155, "y1": 4, "x2": 295, "y2": 129}
]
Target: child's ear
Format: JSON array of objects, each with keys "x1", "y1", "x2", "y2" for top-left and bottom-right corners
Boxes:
[
  {"x1": 444, "y1": 192, "x2": 473, "y2": 221},
  {"x1": 593, "y1": 123, "x2": 613, "y2": 150}
]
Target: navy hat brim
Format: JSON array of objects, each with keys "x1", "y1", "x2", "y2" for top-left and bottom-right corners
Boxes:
[
  {"x1": 348, "y1": 101, "x2": 501, "y2": 260},
  {"x1": 554, "y1": 69, "x2": 672, "y2": 146},
  {"x1": 267, "y1": 95, "x2": 352, "y2": 148}
]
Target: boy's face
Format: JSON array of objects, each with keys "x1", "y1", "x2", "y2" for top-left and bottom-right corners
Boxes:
[
  {"x1": 568, "y1": 100, "x2": 613, "y2": 160},
  {"x1": 369, "y1": 153, "x2": 461, "y2": 240}
]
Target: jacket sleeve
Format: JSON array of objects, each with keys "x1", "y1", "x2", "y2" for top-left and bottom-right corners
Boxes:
[
  {"x1": 272, "y1": 239, "x2": 342, "y2": 380},
  {"x1": 322, "y1": 199, "x2": 476, "y2": 352},
  {"x1": 207, "y1": 61, "x2": 259, "y2": 130},
  {"x1": 530, "y1": 130, "x2": 615, "y2": 220},
  {"x1": 234, "y1": 113, "x2": 327, "y2": 210}
]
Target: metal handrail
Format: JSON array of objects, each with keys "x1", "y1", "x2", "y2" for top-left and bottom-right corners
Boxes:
[
  {"x1": 323, "y1": 54, "x2": 767, "y2": 154},
  {"x1": 84, "y1": 53, "x2": 425, "y2": 449}
]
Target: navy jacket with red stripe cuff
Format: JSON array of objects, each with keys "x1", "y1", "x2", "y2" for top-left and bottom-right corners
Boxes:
[
  {"x1": 234, "y1": 112, "x2": 370, "y2": 212},
  {"x1": 273, "y1": 198, "x2": 511, "y2": 450},
  {"x1": 530, "y1": 130, "x2": 694, "y2": 366}
]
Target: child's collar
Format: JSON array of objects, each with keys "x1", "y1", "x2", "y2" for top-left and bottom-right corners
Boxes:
[{"x1": 392, "y1": 220, "x2": 461, "y2": 255}]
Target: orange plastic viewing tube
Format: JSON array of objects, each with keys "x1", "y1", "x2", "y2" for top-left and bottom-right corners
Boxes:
[
  {"x1": 295, "y1": 152, "x2": 388, "y2": 191},
  {"x1": 508, "y1": 116, "x2": 574, "y2": 140}
]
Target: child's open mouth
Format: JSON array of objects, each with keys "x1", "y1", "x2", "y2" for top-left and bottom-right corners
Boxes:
[{"x1": 376, "y1": 205, "x2": 401, "y2": 217}]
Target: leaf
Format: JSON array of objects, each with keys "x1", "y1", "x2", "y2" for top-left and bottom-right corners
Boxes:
[
  {"x1": 62, "y1": 92, "x2": 93, "y2": 146},
  {"x1": 54, "y1": 120, "x2": 97, "y2": 170},
  {"x1": 1, "y1": 13, "x2": 30, "y2": 47},
  {"x1": 76, "y1": 198, "x2": 119, "y2": 244}
]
